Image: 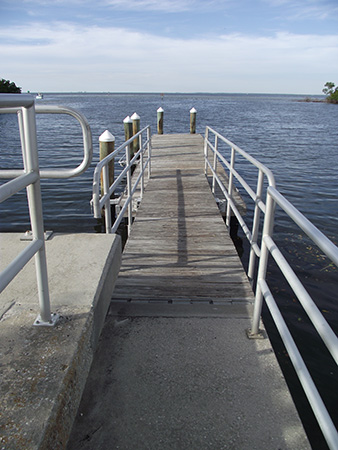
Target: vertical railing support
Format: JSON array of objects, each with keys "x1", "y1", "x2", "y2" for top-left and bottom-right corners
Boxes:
[
  {"x1": 102, "y1": 165, "x2": 112, "y2": 233},
  {"x1": 140, "y1": 134, "x2": 144, "y2": 198},
  {"x1": 21, "y1": 104, "x2": 58, "y2": 326},
  {"x1": 226, "y1": 147, "x2": 235, "y2": 229},
  {"x1": 147, "y1": 126, "x2": 152, "y2": 179},
  {"x1": 190, "y1": 107, "x2": 197, "y2": 134},
  {"x1": 131, "y1": 112, "x2": 140, "y2": 156},
  {"x1": 157, "y1": 107, "x2": 164, "y2": 134},
  {"x1": 212, "y1": 135, "x2": 218, "y2": 194},
  {"x1": 204, "y1": 127, "x2": 209, "y2": 176},
  {"x1": 250, "y1": 191, "x2": 276, "y2": 336},
  {"x1": 126, "y1": 143, "x2": 133, "y2": 236},
  {"x1": 247, "y1": 170, "x2": 264, "y2": 282}
]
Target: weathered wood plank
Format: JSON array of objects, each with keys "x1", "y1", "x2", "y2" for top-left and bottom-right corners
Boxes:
[{"x1": 111, "y1": 134, "x2": 254, "y2": 308}]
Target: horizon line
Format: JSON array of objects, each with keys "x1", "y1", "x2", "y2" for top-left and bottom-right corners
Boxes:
[{"x1": 24, "y1": 91, "x2": 325, "y2": 96}]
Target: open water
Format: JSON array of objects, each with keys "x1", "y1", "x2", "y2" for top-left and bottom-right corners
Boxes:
[{"x1": 1, "y1": 93, "x2": 337, "y2": 448}]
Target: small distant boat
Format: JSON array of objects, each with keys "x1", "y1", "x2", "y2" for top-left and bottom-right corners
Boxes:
[{"x1": 36, "y1": 93, "x2": 43, "y2": 99}]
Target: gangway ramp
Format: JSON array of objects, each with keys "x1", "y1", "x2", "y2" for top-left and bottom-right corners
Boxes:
[
  {"x1": 67, "y1": 134, "x2": 310, "y2": 449},
  {"x1": 112, "y1": 134, "x2": 252, "y2": 306}
]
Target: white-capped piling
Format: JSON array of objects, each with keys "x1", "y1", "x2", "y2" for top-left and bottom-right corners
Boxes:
[
  {"x1": 190, "y1": 107, "x2": 197, "y2": 134},
  {"x1": 99, "y1": 130, "x2": 115, "y2": 193},
  {"x1": 131, "y1": 112, "x2": 140, "y2": 156},
  {"x1": 123, "y1": 115, "x2": 134, "y2": 158},
  {"x1": 157, "y1": 107, "x2": 164, "y2": 134}
]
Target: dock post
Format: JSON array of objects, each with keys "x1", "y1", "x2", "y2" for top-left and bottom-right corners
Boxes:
[
  {"x1": 157, "y1": 107, "x2": 164, "y2": 134},
  {"x1": 99, "y1": 130, "x2": 115, "y2": 233},
  {"x1": 123, "y1": 116, "x2": 134, "y2": 158},
  {"x1": 190, "y1": 107, "x2": 197, "y2": 134},
  {"x1": 99, "y1": 130, "x2": 115, "y2": 192},
  {"x1": 131, "y1": 112, "x2": 140, "y2": 156}
]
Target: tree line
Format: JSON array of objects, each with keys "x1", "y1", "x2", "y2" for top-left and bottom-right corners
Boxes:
[
  {"x1": 322, "y1": 82, "x2": 338, "y2": 104},
  {"x1": 0, "y1": 78, "x2": 22, "y2": 93}
]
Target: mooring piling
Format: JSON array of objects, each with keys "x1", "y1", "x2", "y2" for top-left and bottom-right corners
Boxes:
[
  {"x1": 157, "y1": 107, "x2": 164, "y2": 134},
  {"x1": 190, "y1": 107, "x2": 197, "y2": 134},
  {"x1": 123, "y1": 115, "x2": 134, "y2": 158},
  {"x1": 131, "y1": 112, "x2": 140, "y2": 156},
  {"x1": 99, "y1": 130, "x2": 115, "y2": 194}
]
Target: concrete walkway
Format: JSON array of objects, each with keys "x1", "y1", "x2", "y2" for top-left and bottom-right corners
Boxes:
[
  {"x1": 66, "y1": 135, "x2": 310, "y2": 449},
  {"x1": 0, "y1": 233, "x2": 121, "y2": 449}
]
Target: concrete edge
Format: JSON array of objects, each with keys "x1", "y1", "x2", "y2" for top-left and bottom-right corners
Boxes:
[
  {"x1": 35, "y1": 234, "x2": 122, "y2": 450},
  {"x1": 90, "y1": 236, "x2": 123, "y2": 350},
  {"x1": 109, "y1": 300, "x2": 254, "y2": 319}
]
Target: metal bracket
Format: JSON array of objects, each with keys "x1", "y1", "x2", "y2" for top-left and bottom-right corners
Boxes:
[
  {"x1": 33, "y1": 312, "x2": 59, "y2": 327},
  {"x1": 20, "y1": 230, "x2": 53, "y2": 241},
  {"x1": 246, "y1": 328, "x2": 266, "y2": 339}
]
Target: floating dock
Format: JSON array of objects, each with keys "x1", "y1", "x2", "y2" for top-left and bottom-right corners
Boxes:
[{"x1": 66, "y1": 134, "x2": 310, "y2": 449}]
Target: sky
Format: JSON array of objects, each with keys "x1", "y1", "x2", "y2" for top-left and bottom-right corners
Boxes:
[{"x1": 1, "y1": 0, "x2": 338, "y2": 94}]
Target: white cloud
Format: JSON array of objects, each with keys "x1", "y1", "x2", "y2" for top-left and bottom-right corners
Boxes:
[
  {"x1": 104, "y1": 0, "x2": 195, "y2": 12},
  {"x1": 1, "y1": 22, "x2": 338, "y2": 93},
  {"x1": 263, "y1": 0, "x2": 338, "y2": 20},
  {"x1": 8, "y1": 0, "x2": 231, "y2": 13}
]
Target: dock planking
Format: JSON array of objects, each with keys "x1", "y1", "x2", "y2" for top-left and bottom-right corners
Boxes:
[{"x1": 111, "y1": 133, "x2": 254, "y2": 307}]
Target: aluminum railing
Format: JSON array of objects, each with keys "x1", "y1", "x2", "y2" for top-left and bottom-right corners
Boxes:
[
  {"x1": 92, "y1": 126, "x2": 151, "y2": 234},
  {"x1": 204, "y1": 126, "x2": 276, "y2": 282},
  {"x1": 204, "y1": 126, "x2": 338, "y2": 450},
  {"x1": 0, "y1": 94, "x2": 93, "y2": 326}
]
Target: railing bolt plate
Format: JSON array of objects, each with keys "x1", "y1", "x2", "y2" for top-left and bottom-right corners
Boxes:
[
  {"x1": 246, "y1": 328, "x2": 266, "y2": 339},
  {"x1": 33, "y1": 312, "x2": 59, "y2": 327}
]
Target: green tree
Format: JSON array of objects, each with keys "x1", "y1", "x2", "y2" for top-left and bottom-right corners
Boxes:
[
  {"x1": 322, "y1": 81, "x2": 338, "y2": 104},
  {"x1": 0, "y1": 78, "x2": 22, "y2": 93}
]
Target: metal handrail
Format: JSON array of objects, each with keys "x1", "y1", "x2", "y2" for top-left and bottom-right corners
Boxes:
[
  {"x1": 204, "y1": 126, "x2": 338, "y2": 450},
  {"x1": 0, "y1": 94, "x2": 93, "y2": 326},
  {"x1": 92, "y1": 125, "x2": 151, "y2": 234},
  {"x1": 0, "y1": 104, "x2": 93, "y2": 179},
  {"x1": 205, "y1": 126, "x2": 275, "y2": 281}
]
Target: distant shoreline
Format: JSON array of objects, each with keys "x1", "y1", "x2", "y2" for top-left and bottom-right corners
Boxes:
[
  {"x1": 296, "y1": 97, "x2": 338, "y2": 104},
  {"x1": 296, "y1": 97, "x2": 326, "y2": 103},
  {"x1": 24, "y1": 91, "x2": 325, "y2": 97}
]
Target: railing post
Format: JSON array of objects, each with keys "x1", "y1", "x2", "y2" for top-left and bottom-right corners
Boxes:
[
  {"x1": 140, "y1": 134, "x2": 144, "y2": 198},
  {"x1": 102, "y1": 165, "x2": 112, "y2": 233},
  {"x1": 212, "y1": 135, "x2": 218, "y2": 194},
  {"x1": 126, "y1": 143, "x2": 133, "y2": 236},
  {"x1": 99, "y1": 130, "x2": 115, "y2": 234},
  {"x1": 131, "y1": 112, "x2": 140, "y2": 156},
  {"x1": 250, "y1": 190, "x2": 276, "y2": 336},
  {"x1": 147, "y1": 126, "x2": 152, "y2": 179},
  {"x1": 190, "y1": 107, "x2": 197, "y2": 134},
  {"x1": 157, "y1": 107, "x2": 164, "y2": 134},
  {"x1": 21, "y1": 104, "x2": 57, "y2": 326},
  {"x1": 123, "y1": 115, "x2": 133, "y2": 157},
  {"x1": 226, "y1": 147, "x2": 235, "y2": 229},
  {"x1": 247, "y1": 170, "x2": 264, "y2": 282},
  {"x1": 204, "y1": 127, "x2": 209, "y2": 175}
]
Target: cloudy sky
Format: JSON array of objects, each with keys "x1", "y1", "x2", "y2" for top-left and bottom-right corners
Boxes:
[{"x1": 1, "y1": 0, "x2": 338, "y2": 94}]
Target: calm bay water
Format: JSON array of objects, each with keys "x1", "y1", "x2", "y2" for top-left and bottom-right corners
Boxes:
[{"x1": 1, "y1": 93, "x2": 337, "y2": 448}]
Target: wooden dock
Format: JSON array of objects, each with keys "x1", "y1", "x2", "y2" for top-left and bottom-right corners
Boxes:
[
  {"x1": 67, "y1": 134, "x2": 310, "y2": 450},
  {"x1": 112, "y1": 133, "x2": 253, "y2": 307}
]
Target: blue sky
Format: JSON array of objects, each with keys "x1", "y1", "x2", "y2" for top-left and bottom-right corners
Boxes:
[{"x1": 1, "y1": 0, "x2": 338, "y2": 94}]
